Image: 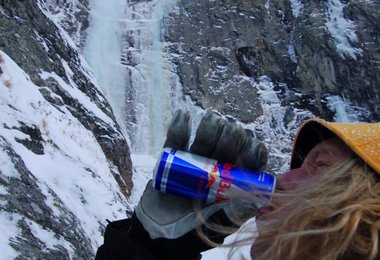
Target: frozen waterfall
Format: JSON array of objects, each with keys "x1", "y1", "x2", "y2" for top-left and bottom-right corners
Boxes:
[
  {"x1": 84, "y1": 0, "x2": 185, "y2": 156},
  {"x1": 84, "y1": 0, "x2": 128, "y2": 135},
  {"x1": 120, "y1": 0, "x2": 178, "y2": 155}
]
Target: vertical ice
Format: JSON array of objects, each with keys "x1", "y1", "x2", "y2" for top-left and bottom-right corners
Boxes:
[
  {"x1": 84, "y1": 0, "x2": 180, "y2": 155},
  {"x1": 326, "y1": 95, "x2": 350, "y2": 122},
  {"x1": 121, "y1": 1, "x2": 178, "y2": 155},
  {"x1": 325, "y1": 0, "x2": 362, "y2": 59},
  {"x1": 83, "y1": 0, "x2": 128, "y2": 135},
  {"x1": 326, "y1": 95, "x2": 370, "y2": 123}
]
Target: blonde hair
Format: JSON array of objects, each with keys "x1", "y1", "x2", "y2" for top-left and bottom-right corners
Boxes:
[{"x1": 252, "y1": 158, "x2": 380, "y2": 260}]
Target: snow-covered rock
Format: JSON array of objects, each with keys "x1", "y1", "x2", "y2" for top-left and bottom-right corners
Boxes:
[{"x1": 0, "y1": 1, "x2": 133, "y2": 258}]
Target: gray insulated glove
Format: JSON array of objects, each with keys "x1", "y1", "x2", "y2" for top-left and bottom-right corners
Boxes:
[{"x1": 135, "y1": 109, "x2": 268, "y2": 240}]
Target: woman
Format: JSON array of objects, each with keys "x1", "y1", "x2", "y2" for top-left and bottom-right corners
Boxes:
[
  {"x1": 96, "y1": 113, "x2": 380, "y2": 259},
  {"x1": 251, "y1": 118, "x2": 380, "y2": 259}
]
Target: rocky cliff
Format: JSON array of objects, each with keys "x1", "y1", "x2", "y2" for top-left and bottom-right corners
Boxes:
[{"x1": 163, "y1": 0, "x2": 379, "y2": 123}]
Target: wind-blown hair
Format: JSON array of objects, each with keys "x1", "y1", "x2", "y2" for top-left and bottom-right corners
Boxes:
[{"x1": 252, "y1": 158, "x2": 380, "y2": 260}]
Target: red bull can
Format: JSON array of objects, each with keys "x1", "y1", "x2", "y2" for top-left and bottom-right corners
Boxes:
[{"x1": 152, "y1": 147, "x2": 276, "y2": 205}]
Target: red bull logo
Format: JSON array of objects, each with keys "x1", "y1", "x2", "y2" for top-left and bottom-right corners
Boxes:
[{"x1": 216, "y1": 163, "x2": 234, "y2": 201}]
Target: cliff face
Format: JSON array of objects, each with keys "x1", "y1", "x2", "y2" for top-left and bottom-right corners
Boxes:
[
  {"x1": 163, "y1": 0, "x2": 380, "y2": 123},
  {"x1": 0, "y1": 0, "x2": 132, "y2": 193},
  {"x1": 0, "y1": 0, "x2": 132, "y2": 258},
  {"x1": 42, "y1": 0, "x2": 90, "y2": 49}
]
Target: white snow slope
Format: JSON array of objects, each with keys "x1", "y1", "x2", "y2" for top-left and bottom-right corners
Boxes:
[{"x1": 0, "y1": 50, "x2": 129, "y2": 257}]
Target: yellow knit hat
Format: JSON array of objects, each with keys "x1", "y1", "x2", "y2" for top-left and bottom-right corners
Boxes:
[{"x1": 290, "y1": 118, "x2": 380, "y2": 175}]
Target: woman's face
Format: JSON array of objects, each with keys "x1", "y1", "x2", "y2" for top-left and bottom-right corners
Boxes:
[{"x1": 256, "y1": 137, "x2": 352, "y2": 219}]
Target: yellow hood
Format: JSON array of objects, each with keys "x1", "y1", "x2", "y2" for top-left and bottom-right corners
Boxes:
[{"x1": 290, "y1": 118, "x2": 380, "y2": 175}]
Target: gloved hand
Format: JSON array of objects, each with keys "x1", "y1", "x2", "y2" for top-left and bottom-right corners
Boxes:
[{"x1": 133, "y1": 109, "x2": 268, "y2": 259}]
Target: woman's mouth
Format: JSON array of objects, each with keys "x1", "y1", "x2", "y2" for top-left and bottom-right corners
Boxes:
[{"x1": 256, "y1": 206, "x2": 273, "y2": 219}]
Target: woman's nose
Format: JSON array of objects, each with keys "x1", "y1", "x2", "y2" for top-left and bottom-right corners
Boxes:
[
  {"x1": 314, "y1": 151, "x2": 334, "y2": 167},
  {"x1": 276, "y1": 167, "x2": 308, "y2": 191}
]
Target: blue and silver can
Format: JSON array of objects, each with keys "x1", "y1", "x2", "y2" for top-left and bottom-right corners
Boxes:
[{"x1": 152, "y1": 147, "x2": 276, "y2": 204}]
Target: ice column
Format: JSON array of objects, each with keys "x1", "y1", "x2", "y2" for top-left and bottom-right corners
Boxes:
[
  {"x1": 84, "y1": 0, "x2": 128, "y2": 135},
  {"x1": 327, "y1": 95, "x2": 350, "y2": 122},
  {"x1": 121, "y1": 1, "x2": 178, "y2": 156}
]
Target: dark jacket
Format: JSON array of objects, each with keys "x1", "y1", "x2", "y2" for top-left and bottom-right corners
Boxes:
[{"x1": 95, "y1": 214, "x2": 212, "y2": 260}]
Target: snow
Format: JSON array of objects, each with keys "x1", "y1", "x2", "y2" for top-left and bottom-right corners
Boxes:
[
  {"x1": 28, "y1": 219, "x2": 76, "y2": 254},
  {"x1": 290, "y1": 0, "x2": 304, "y2": 17},
  {"x1": 128, "y1": 154, "x2": 156, "y2": 206},
  {"x1": 0, "y1": 50, "x2": 128, "y2": 254},
  {"x1": 40, "y1": 70, "x2": 114, "y2": 127},
  {"x1": 0, "y1": 213, "x2": 22, "y2": 259},
  {"x1": 0, "y1": 139, "x2": 20, "y2": 179}
]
